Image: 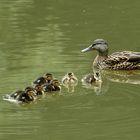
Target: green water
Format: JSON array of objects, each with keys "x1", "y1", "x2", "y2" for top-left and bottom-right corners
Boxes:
[{"x1": 0, "y1": 0, "x2": 140, "y2": 140}]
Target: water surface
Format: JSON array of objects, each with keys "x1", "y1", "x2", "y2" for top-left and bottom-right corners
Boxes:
[{"x1": 0, "y1": 0, "x2": 140, "y2": 140}]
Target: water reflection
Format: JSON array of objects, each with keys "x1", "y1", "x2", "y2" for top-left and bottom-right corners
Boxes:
[
  {"x1": 81, "y1": 70, "x2": 140, "y2": 95},
  {"x1": 1, "y1": 0, "x2": 140, "y2": 140},
  {"x1": 104, "y1": 70, "x2": 140, "y2": 85}
]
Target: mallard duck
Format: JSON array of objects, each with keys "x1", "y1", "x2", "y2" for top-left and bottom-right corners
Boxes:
[
  {"x1": 81, "y1": 72, "x2": 101, "y2": 84},
  {"x1": 34, "y1": 84, "x2": 44, "y2": 95},
  {"x1": 81, "y1": 39, "x2": 140, "y2": 70},
  {"x1": 81, "y1": 72, "x2": 103, "y2": 95},
  {"x1": 43, "y1": 79, "x2": 61, "y2": 92},
  {"x1": 62, "y1": 72, "x2": 78, "y2": 85},
  {"x1": 33, "y1": 73, "x2": 53, "y2": 86},
  {"x1": 16, "y1": 87, "x2": 36, "y2": 103},
  {"x1": 4, "y1": 90, "x2": 23, "y2": 100},
  {"x1": 62, "y1": 72, "x2": 78, "y2": 92}
]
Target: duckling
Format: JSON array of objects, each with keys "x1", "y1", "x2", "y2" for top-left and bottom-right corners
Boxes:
[
  {"x1": 81, "y1": 72, "x2": 102, "y2": 95},
  {"x1": 62, "y1": 72, "x2": 78, "y2": 92},
  {"x1": 43, "y1": 79, "x2": 61, "y2": 92},
  {"x1": 62, "y1": 72, "x2": 78, "y2": 85},
  {"x1": 24, "y1": 86, "x2": 36, "y2": 94},
  {"x1": 81, "y1": 72, "x2": 101, "y2": 84},
  {"x1": 33, "y1": 73, "x2": 53, "y2": 86},
  {"x1": 81, "y1": 39, "x2": 140, "y2": 70},
  {"x1": 34, "y1": 84, "x2": 44, "y2": 95},
  {"x1": 4, "y1": 90, "x2": 23, "y2": 100},
  {"x1": 16, "y1": 87, "x2": 36, "y2": 103}
]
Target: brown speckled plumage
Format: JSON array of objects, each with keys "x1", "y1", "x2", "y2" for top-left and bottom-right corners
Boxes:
[{"x1": 81, "y1": 39, "x2": 140, "y2": 70}]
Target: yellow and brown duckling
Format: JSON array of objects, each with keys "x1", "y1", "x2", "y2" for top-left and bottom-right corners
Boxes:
[
  {"x1": 62, "y1": 72, "x2": 78, "y2": 92},
  {"x1": 81, "y1": 72, "x2": 101, "y2": 84},
  {"x1": 43, "y1": 79, "x2": 61, "y2": 92},
  {"x1": 4, "y1": 90, "x2": 23, "y2": 100},
  {"x1": 16, "y1": 86, "x2": 37, "y2": 103},
  {"x1": 62, "y1": 72, "x2": 78, "y2": 85},
  {"x1": 81, "y1": 72, "x2": 103, "y2": 95},
  {"x1": 33, "y1": 73, "x2": 53, "y2": 86},
  {"x1": 81, "y1": 39, "x2": 140, "y2": 70},
  {"x1": 4, "y1": 86, "x2": 36, "y2": 103},
  {"x1": 34, "y1": 84, "x2": 45, "y2": 95}
]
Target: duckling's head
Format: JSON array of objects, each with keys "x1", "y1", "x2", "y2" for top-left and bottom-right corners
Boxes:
[
  {"x1": 43, "y1": 73, "x2": 53, "y2": 82},
  {"x1": 68, "y1": 72, "x2": 74, "y2": 77},
  {"x1": 24, "y1": 86, "x2": 34, "y2": 92},
  {"x1": 34, "y1": 84, "x2": 43, "y2": 91},
  {"x1": 24, "y1": 86, "x2": 36, "y2": 96},
  {"x1": 81, "y1": 39, "x2": 108, "y2": 57},
  {"x1": 52, "y1": 79, "x2": 60, "y2": 87}
]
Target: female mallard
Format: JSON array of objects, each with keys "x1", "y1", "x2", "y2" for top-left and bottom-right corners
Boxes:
[{"x1": 81, "y1": 39, "x2": 140, "y2": 70}]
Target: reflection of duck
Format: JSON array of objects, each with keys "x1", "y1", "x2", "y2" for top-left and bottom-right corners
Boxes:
[
  {"x1": 62, "y1": 72, "x2": 78, "y2": 92},
  {"x1": 33, "y1": 73, "x2": 53, "y2": 86},
  {"x1": 43, "y1": 79, "x2": 61, "y2": 92},
  {"x1": 104, "y1": 70, "x2": 140, "y2": 85},
  {"x1": 81, "y1": 39, "x2": 140, "y2": 70}
]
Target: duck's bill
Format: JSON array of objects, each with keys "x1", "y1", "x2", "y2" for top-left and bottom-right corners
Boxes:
[{"x1": 81, "y1": 45, "x2": 92, "y2": 53}]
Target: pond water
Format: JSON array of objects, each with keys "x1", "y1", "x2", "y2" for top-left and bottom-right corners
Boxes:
[{"x1": 0, "y1": 0, "x2": 140, "y2": 140}]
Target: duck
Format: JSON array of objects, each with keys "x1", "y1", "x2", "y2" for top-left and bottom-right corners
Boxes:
[
  {"x1": 16, "y1": 87, "x2": 36, "y2": 103},
  {"x1": 4, "y1": 90, "x2": 23, "y2": 100},
  {"x1": 62, "y1": 72, "x2": 78, "y2": 85},
  {"x1": 81, "y1": 72, "x2": 101, "y2": 84},
  {"x1": 43, "y1": 79, "x2": 61, "y2": 92},
  {"x1": 33, "y1": 73, "x2": 53, "y2": 86},
  {"x1": 81, "y1": 39, "x2": 140, "y2": 70},
  {"x1": 34, "y1": 84, "x2": 44, "y2": 95},
  {"x1": 62, "y1": 72, "x2": 78, "y2": 92}
]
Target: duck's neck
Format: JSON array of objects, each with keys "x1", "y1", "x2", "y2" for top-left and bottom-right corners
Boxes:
[
  {"x1": 93, "y1": 55, "x2": 107, "y2": 70},
  {"x1": 98, "y1": 50, "x2": 108, "y2": 57}
]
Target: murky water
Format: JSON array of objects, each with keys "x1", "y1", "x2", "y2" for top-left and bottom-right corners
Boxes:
[{"x1": 0, "y1": 0, "x2": 140, "y2": 140}]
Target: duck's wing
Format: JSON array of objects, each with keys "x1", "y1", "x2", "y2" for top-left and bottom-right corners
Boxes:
[
  {"x1": 105, "y1": 51, "x2": 140, "y2": 69},
  {"x1": 110, "y1": 51, "x2": 140, "y2": 61}
]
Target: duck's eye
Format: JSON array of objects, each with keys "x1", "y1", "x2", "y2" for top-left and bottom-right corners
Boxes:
[{"x1": 96, "y1": 72, "x2": 100, "y2": 77}]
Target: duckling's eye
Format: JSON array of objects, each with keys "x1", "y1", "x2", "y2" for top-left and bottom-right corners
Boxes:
[{"x1": 96, "y1": 72, "x2": 100, "y2": 77}]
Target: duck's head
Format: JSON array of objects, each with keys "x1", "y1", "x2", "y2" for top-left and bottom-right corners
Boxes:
[
  {"x1": 51, "y1": 79, "x2": 61, "y2": 90},
  {"x1": 67, "y1": 72, "x2": 77, "y2": 79},
  {"x1": 52, "y1": 79, "x2": 60, "y2": 86},
  {"x1": 24, "y1": 86, "x2": 36, "y2": 96},
  {"x1": 81, "y1": 39, "x2": 108, "y2": 57},
  {"x1": 68, "y1": 72, "x2": 74, "y2": 77},
  {"x1": 43, "y1": 73, "x2": 53, "y2": 82},
  {"x1": 34, "y1": 84, "x2": 43, "y2": 91}
]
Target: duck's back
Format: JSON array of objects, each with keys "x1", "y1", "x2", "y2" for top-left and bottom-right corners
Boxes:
[{"x1": 103, "y1": 51, "x2": 140, "y2": 70}]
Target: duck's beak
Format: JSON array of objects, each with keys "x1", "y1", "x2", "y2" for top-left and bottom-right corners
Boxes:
[{"x1": 81, "y1": 45, "x2": 93, "y2": 53}]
